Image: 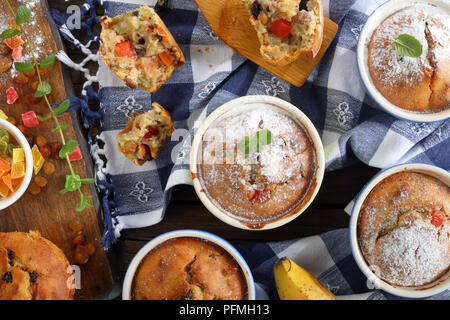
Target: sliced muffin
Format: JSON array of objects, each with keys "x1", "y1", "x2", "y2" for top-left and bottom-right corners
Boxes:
[
  {"x1": 117, "y1": 102, "x2": 175, "y2": 166},
  {"x1": 243, "y1": 0, "x2": 323, "y2": 65},
  {"x1": 100, "y1": 5, "x2": 185, "y2": 92}
]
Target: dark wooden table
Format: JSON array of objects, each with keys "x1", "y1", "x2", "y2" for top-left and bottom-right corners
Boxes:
[{"x1": 48, "y1": 0, "x2": 381, "y2": 291}]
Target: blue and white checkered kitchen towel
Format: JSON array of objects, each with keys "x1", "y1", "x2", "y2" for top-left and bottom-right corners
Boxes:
[{"x1": 52, "y1": 0, "x2": 449, "y2": 299}]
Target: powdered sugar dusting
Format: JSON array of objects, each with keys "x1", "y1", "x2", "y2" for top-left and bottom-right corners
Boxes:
[
  {"x1": 369, "y1": 5, "x2": 434, "y2": 85},
  {"x1": 199, "y1": 103, "x2": 316, "y2": 222}
]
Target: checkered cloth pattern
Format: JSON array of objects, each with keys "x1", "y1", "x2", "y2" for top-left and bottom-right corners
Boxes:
[{"x1": 53, "y1": 0, "x2": 449, "y2": 299}]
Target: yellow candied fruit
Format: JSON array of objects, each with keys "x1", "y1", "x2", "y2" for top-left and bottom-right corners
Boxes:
[
  {"x1": 12, "y1": 148, "x2": 24, "y2": 164},
  {"x1": 10, "y1": 161, "x2": 25, "y2": 179},
  {"x1": 31, "y1": 145, "x2": 45, "y2": 175},
  {"x1": 0, "y1": 110, "x2": 8, "y2": 120},
  {"x1": 0, "y1": 181, "x2": 9, "y2": 198}
]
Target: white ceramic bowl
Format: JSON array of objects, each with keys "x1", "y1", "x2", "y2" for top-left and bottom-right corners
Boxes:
[
  {"x1": 357, "y1": 0, "x2": 450, "y2": 122},
  {"x1": 0, "y1": 119, "x2": 33, "y2": 211},
  {"x1": 190, "y1": 95, "x2": 325, "y2": 230},
  {"x1": 122, "y1": 229, "x2": 256, "y2": 300},
  {"x1": 350, "y1": 163, "x2": 450, "y2": 298}
]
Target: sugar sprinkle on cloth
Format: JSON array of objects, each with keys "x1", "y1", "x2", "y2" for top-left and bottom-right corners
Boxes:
[{"x1": 52, "y1": 0, "x2": 449, "y2": 299}]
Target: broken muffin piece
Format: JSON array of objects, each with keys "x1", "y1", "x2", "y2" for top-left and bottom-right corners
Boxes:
[
  {"x1": 117, "y1": 102, "x2": 175, "y2": 166},
  {"x1": 242, "y1": 0, "x2": 324, "y2": 65},
  {"x1": 100, "y1": 5, "x2": 185, "y2": 92}
]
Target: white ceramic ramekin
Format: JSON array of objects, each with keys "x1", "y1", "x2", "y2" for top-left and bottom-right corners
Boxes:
[
  {"x1": 122, "y1": 229, "x2": 256, "y2": 300},
  {"x1": 349, "y1": 163, "x2": 450, "y2": 298},
  {"x1": 190, "y1": 95, "x2": 325, "y2": 230},
  {"x1": 357, "y1": 0, "x2": 450, "y2": 122},
  {"x1": 0, "y1": 119, "x2": 33, "y2": 211}
]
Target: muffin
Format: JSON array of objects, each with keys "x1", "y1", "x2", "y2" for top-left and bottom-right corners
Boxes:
[
  {"x1": 117, "y1": 102, "x2": 175, "y2": 166},
  {"x1": 357, "y1": 172, "x2": 450, "y2": 287},
  {"x1": 132, "y1": 237, "x2": 248, "y2": 300},
  {"x1": 100, "y1": 5, "x2": 185, "y2": 92},
  {"x1": 368, "y1": 4, "x2": 450, "y2": 112},
  {"x1": 242, "y1": 0, "x2": 323, "y2": 65},
  {"x1": 198, "y1": 103, "x2": 317, "y2": 225},
  {"x1": 0, "y1": 231, "x2": 74, "y2": 300}
]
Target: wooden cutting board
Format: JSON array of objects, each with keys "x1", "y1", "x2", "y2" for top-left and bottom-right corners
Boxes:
[
  {"x1": 0, "y1": 0, "x2": 114, "y2": 299},
  {"x1": 195, "y1": 0, "x2": 338, "y2": 86}
]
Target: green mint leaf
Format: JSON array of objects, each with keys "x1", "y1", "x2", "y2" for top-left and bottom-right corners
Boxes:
[
  {"x1": 53, "y1": 99, "x2": 70, "y2": 115},
  {"x1": 34, "y1": 81, "x2": 52, "y2": 98},
  {"x1": 76, "y1": 195, "x2": 93, "y2": 212},
  {"x1": 62, "y1": 174, "x2": 81, "y2": 193},
  {"x1": 15, "y1": 5, "x2": 31, "y2": 25},
  {"x1": 239, "y1": 136, "x2": 258, "y2": 154},
  {"x1": 14, "y1": 62, "x2": 34, "y2": 73},
  {"x1": 36, "y1": 114, "x2": 52, "y2": 121},
  {"x1": 39, "y1": 54, "x2": 56, "y2": 69},
  {"x1": 0, "y1": 28, "x2": 20, "y2": 39},
  {"x1": 59, "y1": 140, "x2": 78, "y2": 159},
  {"x1": 256, "y1": 129, "x2": 273, "y2": 146},
  {"x1": 392, "y1": 34, "x2": 422, "y2": 58},
  {"x1": 51, "y1": 124, "x2": 69, "y2": 132}
]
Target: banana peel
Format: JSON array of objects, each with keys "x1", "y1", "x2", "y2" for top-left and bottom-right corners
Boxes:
[{"x1": 274, "y1": 257, "x2": 337, "y2": 300}]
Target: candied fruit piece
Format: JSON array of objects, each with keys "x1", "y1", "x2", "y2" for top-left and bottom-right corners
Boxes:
[
  {"x1": 2, "y1": 174, "x2": 14, "y2": 192},
  {"x1": 43, "y1": 161, "x2": 55, "y2": 175},
  {"x1": 68, "y1": 146, "x2": 83, "y2": 161},
  {"x1": 12, "y1": 46, "x2": 23, "y2": 61},
  {"x1": 12, "y1": 148, "x2": 24, "y2": 163},
  {"x1": 10, "y1": 161, "x2": 25, "y2": 179},
  {"x1": 4, "y1": 35, "x2": 24, "y2": 49},
  {"x1": 22, "y1": 111, "x2": 39, "y2": 128},
  {"x1": 6, "y1": 87, "x2": 19, "y2": 105},
  {"x1": 0, "y1": 158, "x2": 11, "y2": 178},
  {"x1": 34, "y1": 175, "x2": 47, "y2": 188},
  {"x1": 28, "y1": 182, "x2": 41, "y2": 195},
  {"x1": 0, "y1": 110, "x2": 8, "y2": 120},
  {"x1": 31, "y1": 145, "x2": 45, "y2": 175},
  {"x1": 0, "y1": 181, "x2": 9, "y2": 198}
]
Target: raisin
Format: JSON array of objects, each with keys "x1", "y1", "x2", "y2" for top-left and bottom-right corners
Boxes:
[
  {"x1": 251, "y1": 1, "x2": 262, "y2": 19},
  {"x1": 68, "y1": 220, "x2": 84, "y2": 233},
  {"x1": 2, "y1": 271, "x2": 12, "y2": 283},
  {"x1": 13, "y1": 73, "x2": 30, "y2": 85},
  {"x1": 51, "y1": 141, "x2": 62, "y2": 160},
  {"x1": 29, "y1": 271, "x2": 39, "y2": 283},
  {"x1": 35, "y1": 135, "x2": 47, "y2": 147},
  {"x1": 132, "y1": 10, "x2": 139, "y2": 16},
  {"x1": 28, "y1": 182, "x2": 41, "y2": 195},
  {"x1": 135, "y1": 47, "x2": 145, "y2": 57},
  {"x1": 7, "y1": 249, "x2": 14, "y2": 261},
  {"x1": 156, "y1": 34, "x2": 163, "y2": 42},
  {"x1": 23, "y1": 93, "x2": 41, "y2": 105},
  {"x1": 23, "y1": 69, "x2": 36, "y2": 78},
  {"x1": 143, "y1": 126, "x2": 159, "y2": 139},
  {"x1": 40, "y1": 144, "x2": 51, "y2": 160},
  {"x1": 0, "y1": 43, "x2": 11, "y2": 56},
  {"x1": 299, "y1": 0, "x2": 308, "y2": 11},
  {"x1": 0, "y1": 56, "x2": 12, "y2": 73},
  {"x1": 72, "y1": 234, "x2": 86, "y2": 246},
  {"x1": 43, "y1": 161, "x2": 55, "y2": 175},
  {"x1": 34, "y1": 176, "x2": 48, "y2": 188}
]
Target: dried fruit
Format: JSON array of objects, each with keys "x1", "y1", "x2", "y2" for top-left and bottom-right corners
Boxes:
[
  {"x1": 50, "y1": 141, "x2": 62, "y2": 160},
  {"x1": 6, "y1": 87, "x2": 19, "y2": 104},
  {"x1": 0, "y1": 56, "x2": 13, "y2": 73},
  {"x1": 13, "y1": 73, "x2": 29, "y2": 85},
  {"x1": 43, "y1": 161, "x2": 55, "y2": 175},
  {"x1": 0, "y1": 43, "x2": 11, "y2": 56},
  {"x1": 31, "y1": 81, "x2": 39, "y2": 91},
  {"x1": 35, "y1": 135, "x2": 47, "y2": 147},
  {"x1": 28, "y1": 182, "x2": 41, "y2": 195},
  {"x1": 4, "y1": 35, "x2": 24, "y2": 49},
  {"x1": 34, "y1": 175, "x2": 47, "y2": 188},
  {"x1": 40, "y1": 144, "x2": 51, "y2": 160},
  {"x1": 23, "y1": 93, "x2": 41, "y2": 105},
  {"x1": 72, "y1": 234, "x2": 85, "y2": 246},
  {"x1": 68, "y1": 220, "x2": 84, "y2": 233},
  {"x1": 12, "y1": 46, "x2": 23, "y2": 61}
]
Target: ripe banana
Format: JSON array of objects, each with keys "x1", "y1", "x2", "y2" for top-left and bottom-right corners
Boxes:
[{"x1": 274, "y1": 257, "x2": 337, "y2": 300}]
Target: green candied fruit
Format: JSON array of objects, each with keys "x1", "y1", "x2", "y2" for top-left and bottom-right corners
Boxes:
[
  {"x1": 0, "y1": 129, "x2": 9, "y2": 143},
  {"x1": 0, "y1": 140, "x2": 8, "y2": 155},
  {"x1": 7, "y1": 144, "x2": 19, "y2": 158}
]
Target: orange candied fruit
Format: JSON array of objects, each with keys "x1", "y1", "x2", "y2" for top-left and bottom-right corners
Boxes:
[{"x1": 0, "y1": 181, "x2": 9, "y2": 198}]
